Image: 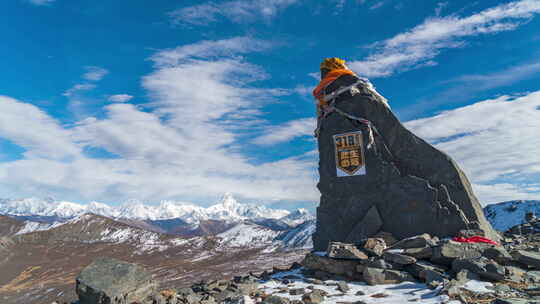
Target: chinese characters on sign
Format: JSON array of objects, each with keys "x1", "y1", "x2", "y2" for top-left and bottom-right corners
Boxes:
[{"x1": 333, "y1": 131, "x2": 366, "y2": 177}]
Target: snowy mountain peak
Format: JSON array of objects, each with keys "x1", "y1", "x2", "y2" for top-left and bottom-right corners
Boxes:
[{"x1": 0, "y1": 194, "x2": 306, "y2": 225}]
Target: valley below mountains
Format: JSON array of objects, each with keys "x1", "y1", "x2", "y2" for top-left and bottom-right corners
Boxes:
[{"x1": 0, "y1": 194, "x2": 314, "y2": 304}]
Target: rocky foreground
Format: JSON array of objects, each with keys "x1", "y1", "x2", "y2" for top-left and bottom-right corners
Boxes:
[{"x1": 52, "y1": 217, "x2": 540, "y2": 304}]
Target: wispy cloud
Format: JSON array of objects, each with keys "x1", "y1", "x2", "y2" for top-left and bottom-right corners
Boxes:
[
  {"x1": 83, "y1": 66, "x2": 109, "y2": 81},
  {"x1": 405, "y1": 91, "x2": 540, "y2": 204},
  {"x1": 369, "y1": 1, "x2": 386, "y2": 10},
  {"x1": 0, "y1": 37, "x2": 318, "y2": 204},
  {"x1": 350, "y1": 0, "x2": 540, "y2": 77},
  {"x1": 169, "y1": 0, "x2": 299, "y2": 26},
  {"x1": 108, "y1": 94, "x2": 133, "y2": 103},
  {"x1": 62, "y1": 84, "x2": 96, "y2": 97},
  {"x1": 401, "y1": 59, "x2": 540, "y2": 118},
  {"x1": 252, "y1": 118, "x2": 315, "y2": 145},
  {"x1": 28, "y1": 0, "x2": 55, "y2": 6}
]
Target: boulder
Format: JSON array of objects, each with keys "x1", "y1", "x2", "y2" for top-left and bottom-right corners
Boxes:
[
  {"x1": 301, "y1": 253, "x2": 362, "y2": 279},
  {"x1": 312, "y1": 72, "x2": 499, "y2": 251},
  {"x1": 451, "y1": 257, "x2": 505, "y2": 281},
  {"x1": 373, "y1": 231, "x2": 398, "y2": 246},
  {"x1": 327, "y1": 242, "x2": 369, "y2": 260},
  {"x1": 337, "y1": 281, "x2": 350, "y2": 293},
  {"x1": 430, "y1": 240, "x2": 485, "y2": 265},
  {"x1": 302, "y1": 290, "x2": 326, "y2": 304},
  {"x1": 361, "y1": 238, "x2": 386, "y2": 256},
  {"x1": 404, "y1": 261, "x2": 447, "y2": 279},
  {"x1": 390, "y1": 234, "x2": 433, "y2": 249},
  {"x1": 382, "y1": 252, "x2": 416, "y2": 265},
  {"x1": 76, "y1": 257, "x2": 157, "y2": 304},
  {"x1": 362, "y1": 267, "x2": 415, "y2": 285},
  {"x1": 402, "y1": 246, "x2": 433, "y2": 259},
  {"x1": 512, "y1": 250, "x2": 540, "y2": 269}
]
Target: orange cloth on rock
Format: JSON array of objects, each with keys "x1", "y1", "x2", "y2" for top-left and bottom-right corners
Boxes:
[{"x1": 313, "y1": 69, "x2": 357, "y2": 109}]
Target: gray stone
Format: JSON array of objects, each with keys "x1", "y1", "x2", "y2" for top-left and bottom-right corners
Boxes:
[
  {"x1": 373, "y1": 231, "x2": 398, "y2": 246},
  {"x1": 452, "y1": 257, "x2": 505, "y2": 281},
  {"x1": 262, "y1": 295, "x2": 290, "y2": 304},
  {"x1": 525, "y1": 271, "x2": 540, "y2": 283},
  {"x1": 76, "y1": 257, "x2": 156, "y2": 304},
  {"x1": 390, "y1": 234, "x2": 433, "y2": 249},
  {"x1": 345, "y1": 205, "x2": 383, "y2": 243},
  {"x1": 312, "y1": 73, "x2": 499, "y2": 251},
  {"x1": 337, "y1": 281, "x2": 350, "y2": 293},
  {"x1": 302, "y1": 253, "x2": 362, "y2": 279},
  {"x1": 402, "y1": 247, "x2": 433, "y2": 259},
  {"x1": 420, "y1": 269, "x2": 445, "y2": 287},
  {"x1": 302, "y1": 290, "x2": 325, "y2": 304},
  {"x1": 355, "y1": 290, "x2": 366, "y2": 296},
  {"x1": 512, "y1": 250, "x2": 540, "y2": 269},
  {"x1": 365, "y1": 258, "x2": 399, "y2": 270},
  {"x1": 361, "y1": 238, "x2": 386, "y2": 257},
  {"x1": 289, "y1": 288, "x2": 305, "y2": 295},
  {"x1": 362, "y1": 267, "x2": 415, "y2": 285},
  {"x1": 404, "y1": 261, "x2": 447, "y2": 279},
  {"x1": 455, "y1": 269, "x2": 481, "y2": 283},
  {"x1": 431, "y1": 240, "x2": 484, "y2": 265},
  {"x1": 483, "y1": 246, "x2": 513, "y2": 265},
  {"x1": 382, "y1": 252, "x2": 417, "y2": 265},
  {"x1": 327, "y1": 242, "x2": 369, "y2": 260}
]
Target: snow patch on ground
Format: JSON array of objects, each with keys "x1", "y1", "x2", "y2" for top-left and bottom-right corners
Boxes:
[
  {"x1": 461, "y1": 280, "x2": 493, "y2": 294},
  {"x1": 218, "y1": 223, "x2": 280, "y2": 248},
  {"x1": 15, "y1": 221, "x2": 65, "y2": 235},
  {"x1": 259, "y1": 269, "x2": 453, "y2": 304}
]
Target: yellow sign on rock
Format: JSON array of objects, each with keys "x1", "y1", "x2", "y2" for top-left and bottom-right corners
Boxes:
[{"x1": 333, "y1": 131, "x2": 366, "y2": 177}]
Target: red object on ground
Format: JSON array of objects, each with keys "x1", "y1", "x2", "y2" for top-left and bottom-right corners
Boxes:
[{"x1": 452, "y1": 236, "x2": 499, "y2": 246}]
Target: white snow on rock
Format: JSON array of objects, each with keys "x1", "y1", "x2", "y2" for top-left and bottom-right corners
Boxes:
[{"x1": 484, "y1": 200, "x2": 540, "y2": 231}]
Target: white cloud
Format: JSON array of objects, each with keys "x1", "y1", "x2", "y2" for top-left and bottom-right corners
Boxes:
[
  {"x1": 0, "y1": 37, "x2": 319, "y2": 204},
  {"x1": 369, "y1": 1, "x2": 385, "y2": 10},
  {"x1": 83, "y1": 66, "x2": 109, "y2": 81},
  {"x1": 170, "y1": 0, "x2": 299, "y2": 25},
  {"x1": 149, "y1": 37, "x2": 272, "y2": 67},
  {"x1": 253, "y1": 118, "x2": 315, "y2": 145},
  {"x1": 405, "y1": 91, "x2": 540, "y2": 204},
  {"x1": 63, "y1": 83, "x2": 96, "y2": 97},
  {"x1": 108, "y1": 94, "x2": 133, "y2": 103},
  {"x1": 28, "y1": 0, "x2": 55, "y2": 6},
  {"x1": 473, "y1": 183, "x2": 540, "y2": 206},
  {"x1": 350, "y1": 0, "x2": 540, "y2": 77},
  {"x1": 0, "y1": 96, "x2": 80, "y2": 160}
]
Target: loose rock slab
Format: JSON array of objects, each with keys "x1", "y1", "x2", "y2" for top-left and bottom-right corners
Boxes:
[{"x1": 76, "y1": 257, "x2": 156, "y2": 304}]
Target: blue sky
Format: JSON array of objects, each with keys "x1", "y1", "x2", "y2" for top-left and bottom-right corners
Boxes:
[{"x1": 1, "y1": 0, "x2": 540, "y2": 209}]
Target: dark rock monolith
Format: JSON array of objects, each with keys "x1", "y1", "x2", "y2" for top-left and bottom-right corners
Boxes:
[{"x1": 312, "y1": 73, "x2": 499, "y2": 251}]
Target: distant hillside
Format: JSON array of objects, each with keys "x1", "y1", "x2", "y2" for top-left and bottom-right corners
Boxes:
[{"x1": 483, "y1": 200, "x2": 540, "y2": 232}]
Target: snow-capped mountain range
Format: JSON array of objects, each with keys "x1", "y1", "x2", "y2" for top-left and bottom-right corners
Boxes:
[
  {"x1": 0, "y1": 193, "x2": 310, "y2": 224},
  {"x1": 0, "y1": 193, "x2": 316, "y2": 249}
]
